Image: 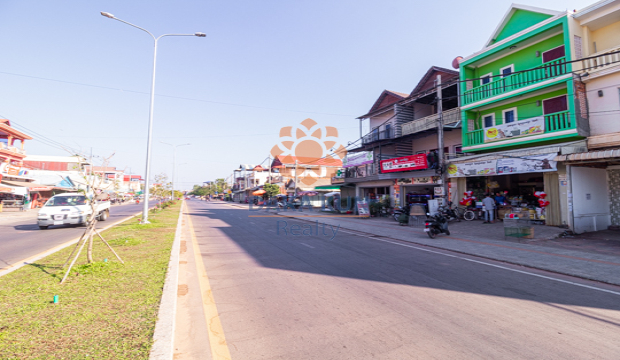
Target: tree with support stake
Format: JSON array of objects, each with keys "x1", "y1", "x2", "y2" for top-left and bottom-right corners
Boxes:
[{"x1": 59, "y1": 154, "x2": 125, "y2": 284}]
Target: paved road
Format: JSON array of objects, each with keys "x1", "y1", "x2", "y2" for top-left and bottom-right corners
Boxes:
[
  {"x1": 181, "y1": 200, "x2": 620, "y2": 359},
  {"x1": 0, "y1": 203, "x2": 143, "y2": 270}
]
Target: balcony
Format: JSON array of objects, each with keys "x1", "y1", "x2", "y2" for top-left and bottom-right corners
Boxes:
[
  {"x1": 464, "y1": 110, "x2": 573, "y2": 147},
  {"x1": 578, "y1": 46, "x2": 620, "y2": 75},
  {"x1": 462, "y1": 58, "x2": 568, "y2": 106},
  {"x1": 401, "y1": 108, "x2": 461, "y2": 136},
  {"x1": 0, "y1": 142, "x2": 26, "y2": 156},
  {"x1": 362, "y1": 127, "x2": 394, "y2": 145}
]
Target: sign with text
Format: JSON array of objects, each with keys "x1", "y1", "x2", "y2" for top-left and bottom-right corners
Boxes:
[
  {"x1": 356, "y1": 199, "x2": 370, "y2": 217},
  {"x1": 343, "y1": 152, "x2": 373, "y2": 168},
  {"x1": 484, "y1": 116, "x2": 544, "y2": 143},
  {"x1": 380, "y1": 154, "x2": 428, "y2": 173},
  {"x1": 496, "y1": 153, "x2": 557, "y2": 174},
  {"x1": 447, "y1": 160, "x2": 497, "y2": 177}
]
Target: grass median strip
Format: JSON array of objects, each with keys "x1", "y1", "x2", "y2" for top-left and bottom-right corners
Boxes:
[{"x1": 0, "y1": 203, "x2": 181, "y2": 359}]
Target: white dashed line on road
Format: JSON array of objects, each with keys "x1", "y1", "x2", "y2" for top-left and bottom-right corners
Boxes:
[{"x1": 300, "y1": 243, "x2": 315, "y2": 249}]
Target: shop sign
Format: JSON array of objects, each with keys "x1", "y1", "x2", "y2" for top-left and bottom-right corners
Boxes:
[
  {"x1": 331, "y1": 176, "x2": 345, "y2": 184},
  {"x1": 447, "y1": 160, "x2": 497, "y2": 177},
  {"x1": 496, "y1": 153, "x2": 557, "y2": 174},
  {"x1": 484, "y1": 116, "x2": 544, "y2": 143},
  {"x1": 412, "y1": 176, "x2": 440, "y2": 184},
  {"x1": 380, "y1": 154, "x2": 428, "y2": 173},
  {"x1": 356, "y1": 199, "x2": 370, "y2": 217},
  {"x1": 343, "y1": 152, "x2": 373, "y2": 168},
  {"x1": 397, "y1": 178, "x2": 412, "y2": 185},
  {"x1": 0, "y1": 163, "x2": 21, "y2": 176},
  {"x1": 434, "y1": 187, "x2": 445, "y2": 196},
  {"x1": 0, "y1": 186, "x2": 15, "y2": 193},
  {"x1": 334, "y1": 168, "x2": 345, "y2": 179}
]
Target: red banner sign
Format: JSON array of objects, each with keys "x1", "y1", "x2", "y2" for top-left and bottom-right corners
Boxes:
[{"x1": 380, "y1": 154, "x2": 428, "y2": 173}]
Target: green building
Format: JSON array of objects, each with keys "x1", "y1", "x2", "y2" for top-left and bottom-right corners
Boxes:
[{"x1": 449, "y1": 4, "x2": 591, "y2": 227}]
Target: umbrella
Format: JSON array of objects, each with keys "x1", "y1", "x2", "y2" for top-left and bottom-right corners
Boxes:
[
  {"x1": 252, "y1": 189, "x2": 266, "y2": 196},
  {"x1": 324, "y1": 191, "x2": 340, "y2": 197}
]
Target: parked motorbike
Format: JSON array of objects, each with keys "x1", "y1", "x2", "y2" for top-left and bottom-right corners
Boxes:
[
  {"x1": 439, "y1": 202, "x2": 460, "y2": 222},
  {"x1": 424, "y1": 212, "x2": 450, "y2": 238},
  {"x1": 393, "y1": 204, "x2": 410, "y2": 222}
]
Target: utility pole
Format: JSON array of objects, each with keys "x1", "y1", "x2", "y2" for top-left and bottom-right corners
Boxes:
[
  {"x1": 436, "y1": 75, "x2": 448, "y2": 202},
  {"x1": 268, "y1": 155, "x2": 271, "y2": 183},
  {"x1": 294, "y1": 160, "x2": 298, "y2": 197}
]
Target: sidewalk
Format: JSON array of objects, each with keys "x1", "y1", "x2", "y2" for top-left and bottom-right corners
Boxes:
[{"x1": 226, "y1": 201, "x2": 620, "y2": 286}]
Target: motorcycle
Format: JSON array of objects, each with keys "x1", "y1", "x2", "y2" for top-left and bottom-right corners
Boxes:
[
  {"x1": 392, "y1": 204, "x2": 410, "y2": 222},
  {"x1": 438, "y1": 202, "x2": 460, "y2": 222},
  {"x1": 424, "y1": 212, "x2": 450, "y2": 239}
]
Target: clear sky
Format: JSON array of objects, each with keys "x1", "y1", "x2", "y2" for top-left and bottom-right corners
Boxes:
[{"x1": 0, "y1": 0, "x2": 594, "y2": 190}]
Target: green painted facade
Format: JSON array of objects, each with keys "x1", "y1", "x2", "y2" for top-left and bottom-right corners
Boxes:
[
  {"x1": 459, "y1": 7, "x2": 582, "y2": 153},
  {"x1": 491, "y1": 9, "x2": 553, "y2": 44},
  {"x1": 467, "y1": 88, "x2": 568, "y2": 129}
]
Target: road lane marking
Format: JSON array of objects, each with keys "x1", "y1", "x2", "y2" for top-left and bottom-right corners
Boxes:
[
  {"x1": 300, "y1": 243, "x2": 315, "y2": 249},
  {"x1": 186, "y1": 209, "x2": 232, "y2": 360},
  {"x1": 337, "y1": 229, "x2": 620, "y2": 297}
]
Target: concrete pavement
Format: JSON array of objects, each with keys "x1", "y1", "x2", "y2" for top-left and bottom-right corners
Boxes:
[
  {"x1": 170, "y1": 200, "x2": 620, "y2": 359},
  {"x1": 226, "y1": 201, "x2": 620, "y2": 286}
]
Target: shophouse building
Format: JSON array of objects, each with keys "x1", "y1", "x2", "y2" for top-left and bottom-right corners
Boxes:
[
  {"x1": 341, "y1": 66, "x2": 462, "y2": 208},
  {"x1": 551, "y1": 0, "x2": 620, "y2": 232},
  {"x1": 450, "y1": 4, "x2": 594, "y2": 227}
]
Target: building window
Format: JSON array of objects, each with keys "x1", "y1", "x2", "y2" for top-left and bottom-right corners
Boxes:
[
  {"x1": 542, "y1": 95, "x2": 568, "y2": 114},
  {"x1": 502, "y1": 108, "x2": 517, "y2": 124},
  {"x1": 454, "y1": 145, "x2": 463, "y2": 155},
  {"x1": 483, "y1": 113, "x2": 495, "y2": 128},
  {"x1": 542, "y1": 45, "x2": 566, "y2": 63},
  {"x1": 574, "y1": 36, "x2": 583, "y2": 59},
  {"x1": 500, "y1": 65, "x2": 514, "y2": 77},
  {"x1": 481, "y1": 73, "x2": 493, "y2": 85}
]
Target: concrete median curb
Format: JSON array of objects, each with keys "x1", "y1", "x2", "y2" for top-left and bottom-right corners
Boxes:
[{"x1": 149, "y1": 201, "x2": 184, "y2": 360}]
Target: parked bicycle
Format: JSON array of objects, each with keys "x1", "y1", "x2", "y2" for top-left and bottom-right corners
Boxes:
[{"x1": 462, "y1": 205, "x2": 483, "y2": 221}]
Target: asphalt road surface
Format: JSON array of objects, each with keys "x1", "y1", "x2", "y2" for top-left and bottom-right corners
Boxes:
[
  {"x1": 0, "y1": 203, "x2": 143, "y2": 270},
  {"x1": 184, "y1": 200, "x2": 620, "y2": 359}
]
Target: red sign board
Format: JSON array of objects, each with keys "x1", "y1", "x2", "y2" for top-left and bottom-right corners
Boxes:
[{"x1": 380, "y1": 154, "x2": 428, "y2": 173}]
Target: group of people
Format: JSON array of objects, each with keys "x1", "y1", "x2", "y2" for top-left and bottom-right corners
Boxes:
[{"x1": 481, "y1": 191, "x2": 509, "y2": 224}]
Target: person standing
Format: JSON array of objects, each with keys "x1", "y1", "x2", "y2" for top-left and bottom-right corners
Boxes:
[{"x1": 482, "y1": 193, "x2": 496, "y2": 224}]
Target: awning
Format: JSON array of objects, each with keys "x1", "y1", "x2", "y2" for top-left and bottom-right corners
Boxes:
[
  {"x1": 324, "y1": 191, "x2": 340, "y2": 197},
  {"x1": 0, "y1": 184, "x2": 28, "y2": 196},
  {"x1": 1, "y1": 180, "x2": 52, "y2": 192},
  {"x1": 554, "y1": 148, "x2": 620, "y2": 161},
  {"x1": 313, "y1": 185, "x2": 341, "y2": 190},
  {"x1": 252, "y1": 189, "x2": 266, "y2": 195}
]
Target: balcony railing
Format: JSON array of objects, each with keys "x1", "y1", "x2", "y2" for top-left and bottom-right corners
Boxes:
[
  {"x1": 465, "y1": 110, "x2": 572, "y2": 147},
  {"x1": 462, "y1": 57, "x2": 568, "y2": 106},
  {"x1": 401, "y1": 108, "x2": 461, "y2": 136},
  {"x1": 0, "y1": 142, "x2": 26, "y2": 155},
  {"x1": 579, "y1": 47, "x2": 620, "y2": 74},
  {"x1": 362, "y1": 127, "x2": 394, "y2": 145}
]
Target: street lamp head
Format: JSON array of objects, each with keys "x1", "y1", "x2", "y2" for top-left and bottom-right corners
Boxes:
[
  {"x1": 194, "y1": 32, "x2": 207, "y2": 38},
  {"x1": 101, "y1": 11, "x2": 115, "y2": 19}
]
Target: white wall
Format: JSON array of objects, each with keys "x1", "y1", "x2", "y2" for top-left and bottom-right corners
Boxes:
[
  {"x1": 586, "y1": 72, "x2": 620, "y2": 136},
  {"x1": 571, "y1": 166, "x2": 610, "y2": 233},
  {"x1": 369, "y1": 110, "x2": 394, "y2": 130},
  {"x1": 411, "y1": 131, "x2": 462, "y2": 154}
]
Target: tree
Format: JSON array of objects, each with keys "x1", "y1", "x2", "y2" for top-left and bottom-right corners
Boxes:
[
  {"x1": 264, "y1": 183, "x2": 280, "y2": 198},
  {"x1": 150, "y1": 173, "x2": 172, "y2": 199}
]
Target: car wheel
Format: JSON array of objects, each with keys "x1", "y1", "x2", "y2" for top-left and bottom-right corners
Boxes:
[
  {"x1": 99, "y1": 210, "x2": 109, "y2": 222},
  {"x1": 39, "y1": 225, "x2": 49, "y2": 230}
]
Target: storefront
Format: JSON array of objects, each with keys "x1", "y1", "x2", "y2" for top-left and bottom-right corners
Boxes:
[{"x1": 448, "y1": 152, "x2": 560, "y2": 224}]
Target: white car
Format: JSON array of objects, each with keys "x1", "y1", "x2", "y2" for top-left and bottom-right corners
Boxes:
[{"x1": 37, "y1": 193, "x2": 110, "y2": 230}]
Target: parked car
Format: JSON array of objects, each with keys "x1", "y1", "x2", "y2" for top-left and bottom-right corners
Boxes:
[{"x1": 37, "y1": 193, "x2": 110, "y2": 230}]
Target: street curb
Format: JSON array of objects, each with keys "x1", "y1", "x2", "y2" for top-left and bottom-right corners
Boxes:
[
  {"x1": 149, "y1": 201, "x2": 184, "y2": 360},
  {"x1": 0, "y1": 210, "x2": 144, "y2": 278}
]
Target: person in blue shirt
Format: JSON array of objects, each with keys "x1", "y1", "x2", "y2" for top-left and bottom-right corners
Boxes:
[{"x1": 494, "y1": 192, "x2": 506, "y2": 205}]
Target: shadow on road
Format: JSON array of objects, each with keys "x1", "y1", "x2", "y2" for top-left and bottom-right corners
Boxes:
[{"x1": 187, "y1": 202, "x2": 620, "y2": 313}]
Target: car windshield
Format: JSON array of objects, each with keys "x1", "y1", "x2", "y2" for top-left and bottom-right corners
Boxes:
[{"x1": 45, "y1": 196, "x2": 87, "y2": 207}]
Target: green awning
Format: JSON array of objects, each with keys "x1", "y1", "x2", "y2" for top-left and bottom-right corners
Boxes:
[{"x1": 313, "y1": 185, "x2": 341, "y2": 190}]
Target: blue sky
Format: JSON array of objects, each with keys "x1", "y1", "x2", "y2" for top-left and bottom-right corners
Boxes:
[{"x1": 0, "y1": 0, "x2": 594, "y2": 189}]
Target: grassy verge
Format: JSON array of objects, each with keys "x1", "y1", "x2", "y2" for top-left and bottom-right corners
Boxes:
[{"x1": 0, "y1": 202, "x2": 181, "y2": 359}]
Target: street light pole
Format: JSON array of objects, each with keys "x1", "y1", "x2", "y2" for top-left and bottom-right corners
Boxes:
[
  {"x1": 101, "y1": 11, "x2": 205, "y2": 223},
  {"x1": 160, "y1": 142, "x2": 190, "y2": 200}
]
